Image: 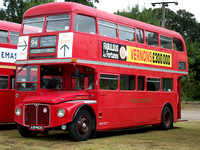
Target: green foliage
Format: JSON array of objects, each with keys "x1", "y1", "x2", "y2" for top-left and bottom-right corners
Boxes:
[
  {"x1": 2, "y1": 0, "x2": 99, "y2": 23},
  {"x1": 3, "y1": 0, "x2": 54, "y2": 23},
  {"x1": 116, "y1": 5, "x2": 200, "y2": 101},
  {"x1": 0, "y1": 8, "x2": 6, "y2": 20}
]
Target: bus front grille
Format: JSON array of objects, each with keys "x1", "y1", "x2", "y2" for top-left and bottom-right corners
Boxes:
[{"x1": 24, "y1": 104, "x2": 50, "y2": 127}]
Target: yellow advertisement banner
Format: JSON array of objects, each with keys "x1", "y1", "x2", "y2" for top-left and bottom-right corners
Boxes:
[{"x1": 126, "y1": 46, "x2": 172, "y2": 67}]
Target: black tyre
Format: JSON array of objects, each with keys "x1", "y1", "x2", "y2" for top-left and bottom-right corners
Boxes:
[
  {"x1": 17, "y1": 123, "x2": 38, "y2": 137},
  {"x1": 69, "y1": 109, "x2": 93, "y2": 141},
  {"x1": 161, "y1": 106, "x2": 173, "y2": 130}
]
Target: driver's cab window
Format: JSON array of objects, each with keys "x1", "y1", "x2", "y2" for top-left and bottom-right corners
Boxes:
[
  {"x1": 72, "y1": 74, "x2": 94, "y2": 90},
  {"x1": 40, "y1": 66, "x2": 63, "y2": 89}
]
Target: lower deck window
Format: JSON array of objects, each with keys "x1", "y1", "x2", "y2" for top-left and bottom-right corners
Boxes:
[
  {"x1": 147, "y1": 78, "x2": 160, "y2": 91},
  {"x1": 0, "y1": 76, "x2": 8, "y2": 89},
  {"x1": 120, "y1": 75, "x2": 135, "y2": 90},
  {"x1": 162, "y1": 78, "x2": 173, "y2": 92},
  {"x1": 100, "y1": 74, "x2": 118, "y2": 90}
]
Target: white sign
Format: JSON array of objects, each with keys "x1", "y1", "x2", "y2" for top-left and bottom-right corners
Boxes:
[
  {"x1": 57, "y1": 32, "x2": 73, "y2": 58},
  {"x1": 17, "y1": 36, "x2": 29, "y2": 60},
  {"x1": 0, "y1": 47, "x2": 17, "y2": 63}
]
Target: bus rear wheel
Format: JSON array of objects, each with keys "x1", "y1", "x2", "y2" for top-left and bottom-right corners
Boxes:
[
  {"x1": 69, "y1": 109, "x2": 93, "y2": 141},
  {"x1": 161, "y1": 106, "x2": 173, "y2": 130},
  {"x1": 17, "y1": 123, "x2": 38, "y2": 137}
]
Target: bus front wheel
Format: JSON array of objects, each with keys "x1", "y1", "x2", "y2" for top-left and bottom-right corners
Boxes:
[
  {"x1": 69, "y1": 109, "x2": 93, "y2": 141},
  {"x1": 17, "y1": 123, "x2": 38, "y2": 137},
  {"x1": 161, "y1": 106, "x2": 173, "y2": 130}
]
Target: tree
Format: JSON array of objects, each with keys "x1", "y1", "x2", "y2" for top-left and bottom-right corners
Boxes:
[
  {"x1": 2, "y1": 0, "x2": 99, "y2": 23},
  {"x1": 0, "y1": 8, "x2": 6, "y2": 20},
  {"x1": 116, "y1": 5, "x2": 200, "y2": 101},
  {"x1": 166, "y1": 9, "x2": 200, "y2": 42},
  {"x1": 65, "y1": 0, "x2": 99, "y2": 7}
]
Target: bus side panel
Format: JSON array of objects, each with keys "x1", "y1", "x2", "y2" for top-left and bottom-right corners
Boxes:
[{"x1": 73, "y1": 33, "x2": 98, "y2": 60}]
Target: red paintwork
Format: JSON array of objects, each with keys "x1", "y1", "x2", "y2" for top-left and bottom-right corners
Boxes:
[
  {"x1": 0, "y1": 20, "x2": 21, "y2": 123},
  {"x1": 23, "y1": 91, "x2": 89, "y2": 104},
  {"x1": 15, "y1": 2, "x2": 188, "y2": 133}
]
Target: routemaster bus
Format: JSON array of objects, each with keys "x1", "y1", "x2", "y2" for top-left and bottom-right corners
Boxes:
[
  {"x1": 0, "y1": 20, "x2": 20, "y2": 123},
  {"x1": 14, "y1": 2, "x2": 188, "y2": 141}
]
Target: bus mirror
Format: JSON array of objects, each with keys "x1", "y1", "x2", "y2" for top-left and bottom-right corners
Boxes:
[{"x1": 75, "y1": 69, "x2": 79, "y2": 77}]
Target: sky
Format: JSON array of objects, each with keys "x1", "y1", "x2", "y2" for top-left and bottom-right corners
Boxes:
[{"x1": 0, "y1": 0, "x2": 200, "y2": 22}]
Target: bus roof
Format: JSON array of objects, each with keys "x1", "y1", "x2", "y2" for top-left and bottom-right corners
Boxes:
[
  {"x1": 0, "y1": 20, "x2": 21, "y2": 31},
  {"x1": 23, "y1": 2, "x2": 183, "y2": 39}
]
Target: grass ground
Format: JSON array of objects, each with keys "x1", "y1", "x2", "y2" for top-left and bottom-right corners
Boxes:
[{"x1": 0, "y1": 121, "x2": 199, "y2": 150}]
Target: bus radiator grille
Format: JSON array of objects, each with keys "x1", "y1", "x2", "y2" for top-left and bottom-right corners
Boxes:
[{"x1": 24, "y1": 104, "x2": 50, "y2": 127}]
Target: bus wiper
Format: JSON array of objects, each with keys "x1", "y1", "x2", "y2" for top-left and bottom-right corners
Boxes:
[{"x1": 17, "y1": 64, "x2": 27, "y2": 73}]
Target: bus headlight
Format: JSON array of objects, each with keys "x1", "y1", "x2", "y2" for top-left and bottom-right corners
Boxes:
[
  {"x1": 57, "y1": 108, "x2": 65, "y2": 118},
  {"x1": 15, "y1": 107, "x2": 21, "y2": 116}
]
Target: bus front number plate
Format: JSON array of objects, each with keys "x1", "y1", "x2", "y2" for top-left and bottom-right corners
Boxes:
[{"x1": 29, "y1": 125, "x2": 45, "y2": 131}]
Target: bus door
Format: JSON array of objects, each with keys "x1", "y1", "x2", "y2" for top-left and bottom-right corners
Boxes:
[{"x1": 0, "y1": 75, "x2": 15, "y2": 122}]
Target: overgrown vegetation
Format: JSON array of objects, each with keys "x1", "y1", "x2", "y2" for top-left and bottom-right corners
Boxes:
[{"x1": 116, "y1": 5, "x2": 200, "y2": 101}]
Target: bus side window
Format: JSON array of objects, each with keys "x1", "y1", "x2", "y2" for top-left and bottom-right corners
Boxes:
[
  {"x1": 145, "y1": 31, "x2": 158, "y2": 47},
  {"x1": 10, "y1": 31, "x2": 19, "y2": 45},
  {"x1": 173, "y1": 38, "x2": 184, "y2": 52},
  {"x1": 10, "y1": 76, "x2": 15, "y2": 89},
  {"x1": 119, "y1": 25, "x2": 135, "y2": 42},
  {"x1": 160, "y1": 35, "x2": 172, "y2": 50},
  {"x1": 120, "y1": 75, "x2": 135, "y2": 90},
  {"x1": 74, "y1": 14, "x2": 96, "y2": 34},
  {"x1": 136, "y1": 29, "x2": 144, "y2": 44},
  {"x1": 147, "y1": 78, "x2": 160, "y2": 91},
  {"x1": 0, "y1": 30, "x2": 8, "y2": 43},
  {"x1": 138, "y1": 76, "x2": 145, "y2": 91},
  {"x1": 0, "y1": 76, "x2": 8, "y2": 89},
  {"x1": 100, "y1": 74, "x2": 118, "y2": 90},
  {"x1": 98, "y1": 20, "x2": 117, "y2": 38},
  {"x1": 162, "y1": 78, "x2": 173, "y2": 92}
]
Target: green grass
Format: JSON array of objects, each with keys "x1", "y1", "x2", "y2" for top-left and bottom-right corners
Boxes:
[{"x1": 0, "y1": 121, "x2": 200, "y2": 150}]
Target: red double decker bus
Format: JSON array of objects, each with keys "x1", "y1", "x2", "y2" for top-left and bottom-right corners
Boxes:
[
  {"x1": 0, "y1": 20, "x2": 20, "y2": 123},
  {"x1": 14, "y1": 2, "x2": 188, "y2": 141}
]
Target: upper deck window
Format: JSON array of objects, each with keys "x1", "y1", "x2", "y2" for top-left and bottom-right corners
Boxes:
[
  {"x1": 23, "y1": 17, "x2": 44, "y2": 34},
  {"x1": 0, "y1": 30, "x2": 8, "y2": 43},
  {"x1": 119, "y1": 25, "x2": 135, "y2": 42},
  {"x1": 74, "y1": 14, "x2": 96, "y2": 34},
  {"x1": 173, "y1": 38, "x2": 184, "y2": 52},
  {"x1": 160, "y1": 35, "x2": 172, "y2": 49},
  {"x1": 145, "y1": 31, "x2": 158, "y2": 47},
  {"x1": 10, "y1": 31, "x2": 19, "y2": 45},
  {"x1": 98, "y1": 20, "x2": 117, "y2": 38},
  {"x1": 47, "y1": 14, "x2": 70, "y2": 32},
  {"x1": 136, "y1": 29, "x2": 144, "y2": 44}
]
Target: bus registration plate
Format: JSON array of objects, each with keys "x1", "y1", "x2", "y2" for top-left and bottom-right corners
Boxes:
[{"x1": 29, "y1": 125, "x2": 45, "y2": 131}]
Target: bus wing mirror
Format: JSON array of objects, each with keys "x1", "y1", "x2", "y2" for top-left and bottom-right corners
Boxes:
[{"x1": 75, "y1": 69, "x2": 79, "y2": 77}]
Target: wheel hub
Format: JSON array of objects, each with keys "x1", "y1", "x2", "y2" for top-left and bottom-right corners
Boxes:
[{"x1": 78, "y1": 117, "x2": 89, "y2": 135}]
